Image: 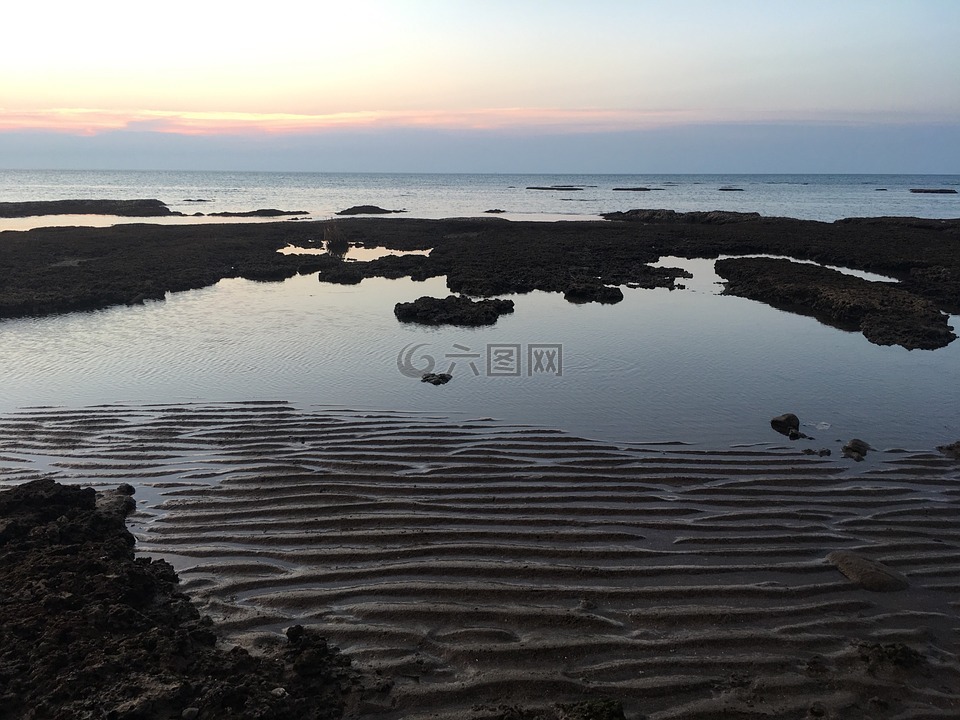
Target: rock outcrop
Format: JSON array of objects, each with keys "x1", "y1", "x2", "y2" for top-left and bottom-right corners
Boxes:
[{"x1": 395, "y1": 295, "x2": 515, "y2": 326}]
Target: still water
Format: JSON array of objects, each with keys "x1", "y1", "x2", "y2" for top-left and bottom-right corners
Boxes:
[{"x1": 1, "y1": 264, "x2": 957, "y2": 451}]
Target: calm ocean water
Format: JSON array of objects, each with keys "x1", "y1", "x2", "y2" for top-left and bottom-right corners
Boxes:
[
  {"x1": 1, "y1": 170, "x2": 958, "y2": 449},
  {"x1": 0, "y1": 170, "x2": 958, "y2": 228}
]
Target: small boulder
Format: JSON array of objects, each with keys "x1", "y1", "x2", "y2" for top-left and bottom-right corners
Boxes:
[
  {"x1": 843, "y1": 438, "x2": 871, "y2": 461},
  {"x1": 421, "y1": 373, "x2": 452, "y2": 386},
  {"x1": 771, "y1": 413, "x2": 800, "y2": 436}
]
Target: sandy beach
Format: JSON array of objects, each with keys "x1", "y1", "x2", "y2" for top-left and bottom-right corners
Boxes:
[{"x1": 2, "y1": 402, "x2": 958, "y2": 719}]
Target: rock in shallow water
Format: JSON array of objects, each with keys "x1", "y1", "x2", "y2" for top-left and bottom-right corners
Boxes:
[
  {"x1": 843, "y1": 438, "x2": 871, "y2": 461},
  {"x1": 771, "y1": 413, "x2": 800, "y2": 436},
  {"x1": 421, "y1": 372, "x2": 452, "y2": 385},
  {"x1": 395, "y1": 295, "x2": 515, "y2": 326}
]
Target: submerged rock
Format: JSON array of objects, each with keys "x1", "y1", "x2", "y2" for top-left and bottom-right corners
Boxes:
[{"x1": 826, "y1": 550, "x2": 909, "y2": 591}]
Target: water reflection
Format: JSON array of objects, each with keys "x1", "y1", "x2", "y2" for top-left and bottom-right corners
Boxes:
[{"x1": 0, "y1": 271, "x2": 957, "y2": 451}]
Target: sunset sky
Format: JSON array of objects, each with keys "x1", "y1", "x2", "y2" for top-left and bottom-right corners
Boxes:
[{"x1": 2, "y1": 0, "x2": 958, "y2": 172}]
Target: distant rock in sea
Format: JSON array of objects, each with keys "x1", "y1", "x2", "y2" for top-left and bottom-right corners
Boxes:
[
  {"x1": 526, "y1": 186, "x2": 584, "y2": 191},
  {"x1": 0, "y1": 199, "x2": 181, "y2": 218},
  {"x1": 910, "y1": 188, "x2": 957, "y2": 194},
  {"x1": 209, "y1": 208, "x2": 307, "y2": 217},
  {"x1": 336, "y1": 205, "x2": 407, "y2": 215}
]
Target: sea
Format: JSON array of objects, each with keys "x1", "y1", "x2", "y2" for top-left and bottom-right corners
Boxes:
[{"x1": 1, "y1": 170, "x2": 959, "y2": 451}]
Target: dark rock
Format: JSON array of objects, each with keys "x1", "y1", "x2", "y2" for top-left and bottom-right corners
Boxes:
[
  {"x1": 563, "y1": 284, "x2": 624, "y2": 304},
  {"x1": 718, "y1": 187, "x2": 744, "y2": 191},
  {"x1": 612, "y1": 187, "x2": 652, "y2": 191},
  {"x1": 317, "y1": 265, "x2": 364, "y2": 285},
  {"x1": 715, "y1": 257, "x2": 956, "y2": 350},
  {"x1": 771, "y1": 413, "x2": 800, "y2": 435},
  {"x1": 818, "y1": 448, "x2": 832, "y2": 457},
  {"x1": 209, "y1": 208, "x2": 308, "y2": 217},
  {"x1": 0, "y1": 480, "x2": 352, "y2": 719},
  {"x1": 526, "y1": 186, "x2": 584, "y2": 191},
  {"x1": 484, "y1": 208, "x2": 506, "y2": 213},
  {"x1": 936, "y1": 440, "x2": 960, "y2": 459},
  {"x1": 335, "y1": 205, "x2": 406, "y2": 215},
  {"x1": 421, "y1": 372, "x2": 452, "y2": 385},
  {"x1": 395, "y1": 295, "x2": 515, "y2": 326},
  {"x1": 909, "y1": 188, "x2": 957, "y2": 194},
  {"x1": 843, "y1": 438, "x2": 871, "y2": 461},
  {"x1": 0, "y1": 199, "x2": 182, "y2": 218},
  {"x1": 4, "y1": 213, "x2": 960, "y2": 343},
  {"x1": 601, "y1": 209, "x2": 761, "y2": 224}
]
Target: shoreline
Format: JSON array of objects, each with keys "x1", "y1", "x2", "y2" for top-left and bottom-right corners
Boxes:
[{"x1": 2, "y1": 402, "x2": 959, "y2": 719}]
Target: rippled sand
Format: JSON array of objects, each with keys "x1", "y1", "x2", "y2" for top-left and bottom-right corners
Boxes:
[{"x1": 2, "y1": 402, "x2": 959, "y2": 719}]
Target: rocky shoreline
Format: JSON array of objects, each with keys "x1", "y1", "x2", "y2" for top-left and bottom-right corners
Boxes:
[
  {"x1": 1, "y1": 211, "x2": 958, "y2": 349},
  {"x1": 0, "y1": 479, "x2": 353, "y2": 720}
]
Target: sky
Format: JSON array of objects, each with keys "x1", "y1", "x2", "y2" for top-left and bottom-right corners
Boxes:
[{"x1": 1, "y1": 0, "x2": 958, "y2": 173}]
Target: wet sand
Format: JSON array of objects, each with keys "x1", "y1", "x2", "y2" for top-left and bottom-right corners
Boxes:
[{"x1": 1, "y1": 402, "x2": 959, "y2": 719}]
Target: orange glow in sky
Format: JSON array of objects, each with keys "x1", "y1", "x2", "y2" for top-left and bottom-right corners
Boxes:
[
  {"x1": 4, "y1": 1, "x2": 958, "y2": 136},
  {"x1": 2, "y1": 0, "x2": 958, "y2": 173}
]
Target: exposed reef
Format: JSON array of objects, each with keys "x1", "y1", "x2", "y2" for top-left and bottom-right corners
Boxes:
[
  {"x1": 0, "y1": 222, "x2": 336, "y2": 318},
  {"x1": 0, "y1": 199, "x2": 182, "y2": 218},
  {"x1": 715, "y1": 257, "x2": 955, "y2": 350},
  {"x1": 2, "y1": 212, "x2": 959, "y2": 350}
]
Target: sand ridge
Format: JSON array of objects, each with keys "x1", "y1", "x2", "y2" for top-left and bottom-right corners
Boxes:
[{"x1": 1, "y1": 402, "x2": 959, "y2": 719}]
